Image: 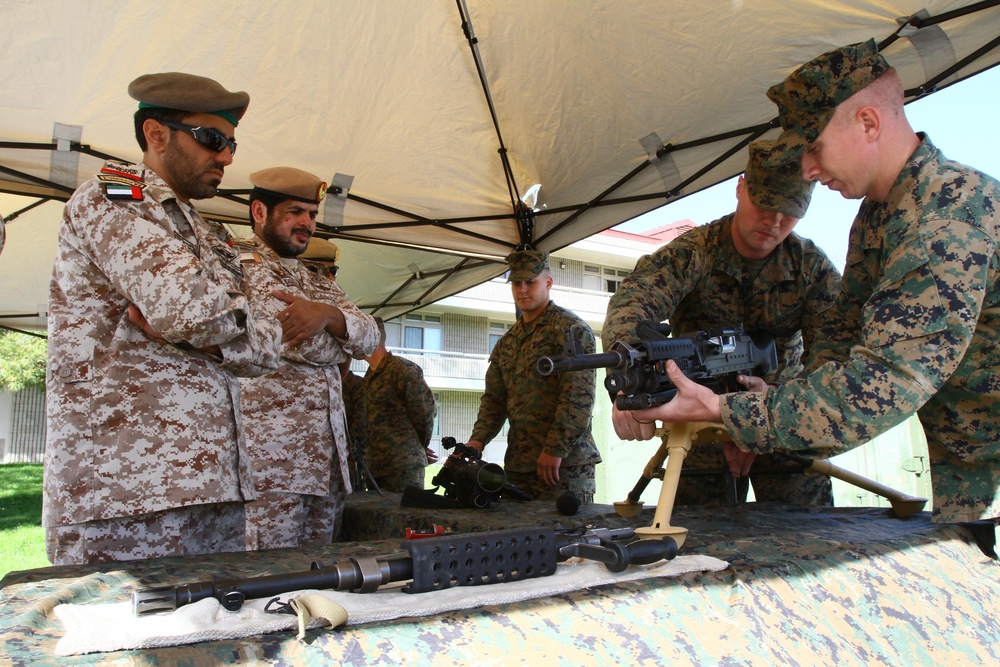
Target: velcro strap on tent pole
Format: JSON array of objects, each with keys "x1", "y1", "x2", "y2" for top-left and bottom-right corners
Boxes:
[
  {"x1": 322, "y1": 173, "x2": 354, "y2": 229},
  {"x1": 50, "y1": 123, "x2": 82, "y2": 189},
  {"x1": 639, "y1": 132, "x2": 682, "y2": 195},
  {"x1": 896, "y1": 10, "x2": 957, "y2": 87}
]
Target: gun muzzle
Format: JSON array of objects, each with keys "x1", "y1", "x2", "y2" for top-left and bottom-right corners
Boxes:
[{"x1": 536, "y1": 350, "x2": 627, "y2": 377}]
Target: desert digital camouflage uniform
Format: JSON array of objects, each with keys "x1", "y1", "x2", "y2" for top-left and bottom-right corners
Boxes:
[
  {"x1": 471, "y1": 300, "x2": 602, "y2": 503},
  {"x1": 364, "y1": 353, "x2": 436, "y2": 491},
  {"x1": 235, "y1": 235, "x2": 378, "y2": 549},
  {"x1": 44, "y1": 161, "x2": 283, "y2": 564},
  {"x1": 603, "y1": 146, "x2": 840, "y2": 506},
  {"x1": 724, "y1": 134, "x2": 1000, "y2": 523}
]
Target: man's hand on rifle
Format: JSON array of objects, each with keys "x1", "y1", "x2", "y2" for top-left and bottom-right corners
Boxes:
[
  {"x1": 626, "y1": 359, "x2": 722, "y2": 429},
  {"x1": 611, "y1": 401, "x2": 658, "y2": 441}
]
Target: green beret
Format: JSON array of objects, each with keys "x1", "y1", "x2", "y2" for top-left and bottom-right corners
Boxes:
[
  {"x1": 128, "y1": 72, "x2": 250, "y2": 126},
  {"x1": 249, "y1": 167, "x2": 328, "y2": 205},
  {"x1": 744, "y1": 140, "x2": 816, "y2": 219},
  {"x1": 506, "y1": 250, "x2": 548, "y2": 282},
  {"x1": 765, "y1": 39, "x2": 890, "y2": 166}
]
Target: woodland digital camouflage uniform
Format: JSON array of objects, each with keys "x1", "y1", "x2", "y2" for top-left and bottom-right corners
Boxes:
[
  {"x1": 364, "y1": 353, "x2": 436, "y2": 491},
  {"x1": 236, "y1": 235, "x2": 378, "y2": 549},
  {"x1": 341, "y1": 366, "x2": 370, "y2": 490},
  {"x1": 603, "y1": 147, "x2": 840, "y2": 506},
  {"x1": 723, "y1": 134, "x2": 1000, "y2": 523},
  {"x1": 45, "y1": 161, "x2": 283, "y2": 564},
  {"x1": 470, "y1": 300, "x2": 602, "y2": 503}
]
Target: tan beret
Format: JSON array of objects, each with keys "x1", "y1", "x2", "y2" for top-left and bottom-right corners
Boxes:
[
  {"x1": 129, "y1": 72, "x2": 250, "y2": 126},
  {"x1": 300, "y1": 237, "x2": 340, "y2": 262},
  {"x1": 250, "y1": 167, "x2": 328, "y2": 204}
]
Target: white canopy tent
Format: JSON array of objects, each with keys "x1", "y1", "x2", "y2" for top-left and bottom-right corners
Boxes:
[{"x1": 2, "y1": 0, "x2": 999, "y2": 335}]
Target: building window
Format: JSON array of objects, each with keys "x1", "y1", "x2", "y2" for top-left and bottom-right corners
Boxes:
[
  {"x1": 583, "y1": 264, "x2": 629, "y2": 293},
  {"x1": 604, "y1": 267, "x2": 630, "y2": 294},
  {"x1": 387, "y1": 314, "x2": 443, "y2": 354},
  {"x1": 432, "y1": 392, "x2": 440, "y2": 437},
  {"x1": 488, "y1": 321, "x2": 512, "y2": 353}
]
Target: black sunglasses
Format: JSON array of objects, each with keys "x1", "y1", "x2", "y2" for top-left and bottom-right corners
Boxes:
[{"x1": 160, "y1": 121, "x2": 237, "y2": 156}]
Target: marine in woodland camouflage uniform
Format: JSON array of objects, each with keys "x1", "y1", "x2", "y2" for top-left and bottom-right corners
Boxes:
[
  {"x1": 363, "y1": 318, "x2": 437, "y2": 492},
  {"x1": 339, "y1": 359, "x2": 371, "y2": 490},
  {"x1": 237, "y1": 167, "x2": 379, "y2": 549},
  {"x1": 468, "y1": 250, "x2": 602, "y2": 503},
  {"x1": 632, "y1": 41, "x2": 1000, "y2": 530},
  {"x1": 604, "y1": 140, "x2": 839, "y2": 506},
  {"x1": 44, "y1": 73, "x2": 283, "y2": 565}
]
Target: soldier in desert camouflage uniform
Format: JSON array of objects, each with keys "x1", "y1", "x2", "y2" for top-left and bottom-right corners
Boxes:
[
  {"x1": 605, "y1": 140, "x2": 840, "y2": 507},
  {"x1": 363, "y1": 317, "x2": 438, "y2": 492},
  {"x1": 624, "y1": 41, "x2": 1000, "y2": 538},
  {"x1": 236, "y1": 167, "x2": 379, "y2": 549},
  {"x1": 44, "y1": 73, "x2": 283, "y2": 565},
  {"x1": 467, "y1": 250, "x2": 602, "y2": 503}
]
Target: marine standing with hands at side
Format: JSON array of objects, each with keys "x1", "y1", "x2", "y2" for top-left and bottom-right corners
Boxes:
[{"x1": 466, "y1": 249, "x2": 602, "y2": 503}]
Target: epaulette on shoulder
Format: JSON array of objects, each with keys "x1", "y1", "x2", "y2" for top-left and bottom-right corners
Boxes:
[
  {"x1": 97, "y1": 160, "x2": 146, "y2": 201},
  {"x1": 229, "y1": 238, "x2": 264, "y2": 265}
]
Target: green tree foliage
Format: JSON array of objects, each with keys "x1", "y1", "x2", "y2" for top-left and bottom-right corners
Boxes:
[{"x1": 0, "y1": 331, "x2": 47, "y2": 391}]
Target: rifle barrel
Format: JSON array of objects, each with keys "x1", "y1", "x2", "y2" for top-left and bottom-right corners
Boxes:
[{"x1": 536, "y1": 350, "x2": 626, "y2": 376}]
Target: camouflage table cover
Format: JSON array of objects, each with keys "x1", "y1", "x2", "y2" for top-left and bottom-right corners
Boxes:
[{"x1": 2, "y1": 495, "x2": 999, "y2": 666}]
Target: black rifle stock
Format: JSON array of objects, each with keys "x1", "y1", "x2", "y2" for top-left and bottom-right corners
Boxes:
[
  {"x1": 536, "y1": 322, "x2": 778, "y2": 410},
  {"x1": 131, "y1": 526, "x2": 678, "y2": 616}
]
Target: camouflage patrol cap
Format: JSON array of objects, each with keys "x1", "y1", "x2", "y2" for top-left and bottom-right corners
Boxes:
[
  {"x1": 506, "y1": 250, "x2": 549, "y2": 282},
  {"x1": 744, "y1": 140, "x2": 816, "y2": 218},
  {"x1": 249, "y1": 167, "x2": 328, "y2": 204},
  {"x1": 765, "y1": 39, "x2": 890, "y2": 166},
  {"x1": 128, "y1": 72, "x2": 250, "y2": 126},
  {"x1": 301, "y1": 237, "x2": 340, "y2": 263}
]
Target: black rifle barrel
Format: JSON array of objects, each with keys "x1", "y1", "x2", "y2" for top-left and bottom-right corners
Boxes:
[
  {"x1": 132, "y1": 553, "x2": 414, "y2": 616},
  {"x1": 536, "y1": 349, "x2": 627, "y2": 376}
]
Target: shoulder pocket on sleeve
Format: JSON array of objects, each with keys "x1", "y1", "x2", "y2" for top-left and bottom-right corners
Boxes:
[{"x1": 863, "y1": 234, "x2": 948, "y2": 348}]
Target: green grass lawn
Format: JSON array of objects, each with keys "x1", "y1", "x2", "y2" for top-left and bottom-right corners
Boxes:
[{"x1": 0, "y1": 464, "x2": 49, "y2": 578}]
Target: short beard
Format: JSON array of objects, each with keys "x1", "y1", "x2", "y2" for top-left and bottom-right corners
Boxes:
[
  {"x1": 162, "y1": 138, "x2": 222, "y2": 200},
  {"x1": 261, "y1": 215, "x2": 310, "y2": 258}
]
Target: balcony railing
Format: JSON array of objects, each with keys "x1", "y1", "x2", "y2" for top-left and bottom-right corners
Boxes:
[{"x1": 349, "y1": 348, "x2": 489, "y2": 384}]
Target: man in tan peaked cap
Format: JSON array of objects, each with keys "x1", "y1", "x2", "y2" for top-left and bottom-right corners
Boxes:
[
  {"x1": 604, "y1": 140, "x2": 840, "y2": 507},
  {"x1": 235, "y1": 167, "x2": 378, "y2": 549},
  {"x1": 625, "y1": 40, "x2": 1000, "y2": 542},
  {"x1": 44, "y1": 73, "x2": 283, "y2": 564}
]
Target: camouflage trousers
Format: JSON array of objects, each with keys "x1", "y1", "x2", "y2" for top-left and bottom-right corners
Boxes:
[
  {"x1": 505, "y1": 464, "x2": 596, "y2": 504},
  {"x1": 374, "y1": 465, "x2": 427, "y2": 493},
  {"x1": 674, "y1": 441, "x2": 833, "y2": 507},
  {"x1": 245, "y1": 485, "x2": 346, "y2": 550},
  {"x1": 45, "y1": 502, "x2": 246, "y2": 566}
]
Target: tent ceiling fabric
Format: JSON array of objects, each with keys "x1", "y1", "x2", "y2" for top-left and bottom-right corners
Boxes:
[{"x1": 2, "y1": 1, "x2": 999, "y2": 332}]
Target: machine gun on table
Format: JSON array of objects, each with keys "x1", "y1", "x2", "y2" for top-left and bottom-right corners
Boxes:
[
  {"x1": 131, "y1": 525, "x2": 678, "y2": 616},
  {"x1": 427, "y1": 436, "x2": 531, "y2": 508},
  {"x1": 536, "y1": 321, "x2": 778, "y2": 410}
]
